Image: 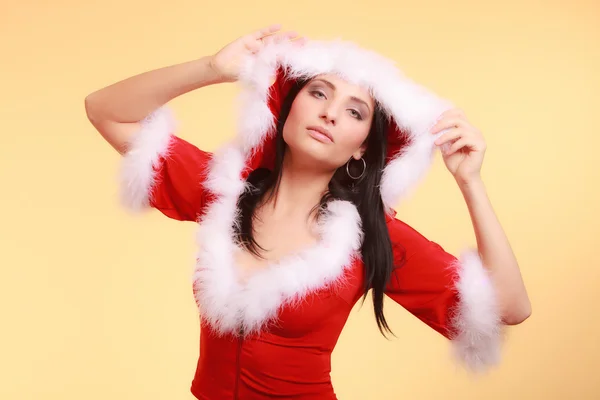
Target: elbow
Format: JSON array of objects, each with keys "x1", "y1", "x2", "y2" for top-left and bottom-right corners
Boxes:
[
  {"x1": 84, "y1": 90, "x2": 109, "y2": 126},
  {"x1": 501, "y1": 299, "x2": 532, "y2": 325},
  {"x1": 84, "y1": 93, "x2": 99, "y2": 124}
]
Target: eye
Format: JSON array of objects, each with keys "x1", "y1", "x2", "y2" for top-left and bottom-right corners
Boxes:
[
  {"x1": 348, "y1": 109, "x2": 363, "y2": 120},
  {"x1": 310, "y1": 90, "x2": 326, "y2": 99}
]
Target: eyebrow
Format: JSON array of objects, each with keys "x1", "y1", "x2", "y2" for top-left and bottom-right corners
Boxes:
[{"x1": 312, "y1": 78, "x2": 371, "y2": 113}]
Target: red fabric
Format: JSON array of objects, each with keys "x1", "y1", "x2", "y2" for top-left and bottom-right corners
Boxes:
[
  {"x1": 190, "y1": 285, "x2": 353, "y2": 399},
  {"x1": 148, "y1": 136, "x2": 215, "y2": 222},
  {"x1": 385, "y1": 215, "x2": 461, "y2": 339},
  {"x1": 187, "y1": 217, "x2": 459, "y2": 399},
  {"x1": 144, "y1": 134, "x2": 461, "y2": 399}
]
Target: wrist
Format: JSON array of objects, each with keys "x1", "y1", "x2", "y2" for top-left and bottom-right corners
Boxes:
[
  {"x1": 175, "y1": 56, "x2": 229, "y2": 93},
  {"x1": 205, "y1": 55, "x2": 235, "y2": 84},
  {"x1": 456, "y1": 174, "x2": 485, "y2": 192},
  {"x1": 206, "y1": 55, "x2": 223, "y2": 82},
  {"x1": 204, "y1": 56, "x2": 227, "y2": 84}
]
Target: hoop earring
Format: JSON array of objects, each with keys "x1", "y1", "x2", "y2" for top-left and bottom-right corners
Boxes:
[{"x1": 346, "y1": 157, "x2": 366, "y2": 180}]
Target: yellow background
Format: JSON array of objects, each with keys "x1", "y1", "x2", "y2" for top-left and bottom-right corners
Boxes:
[{"x1": 1, "y1": 0, "x2": 599, "y2": 399}]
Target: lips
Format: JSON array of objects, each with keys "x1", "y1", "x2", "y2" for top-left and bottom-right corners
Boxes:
[{"x1": 306, "y1": 126, "x2": 334, "y2": 143}]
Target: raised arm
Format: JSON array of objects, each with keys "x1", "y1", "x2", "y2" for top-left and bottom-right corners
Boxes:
[
  {"x1": 84, "y1": 23, "x2": 302, "y2": 154},
  {"x1": 431, "y1": 107, "x2": 531, "y2": 324},
  {"x1": 83, "y1": 24, "x2": 304, "y2": 220},
  {"x1": 84, "y1": 56, "x2": 225, "y2": 154}
]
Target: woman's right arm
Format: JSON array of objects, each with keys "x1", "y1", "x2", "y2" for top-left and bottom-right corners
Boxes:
[
  {"x1": 84, "y1": 25, "x2": 302, "y2": 219},
  {"x1": 84, "y1": 56, "x2": 224, "y2": 155},
  {"x1": 84, "y1": 24, "x2": 301, "y2": 155}
]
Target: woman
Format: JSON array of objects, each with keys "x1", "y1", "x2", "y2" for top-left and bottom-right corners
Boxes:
[{"x1": 85, "y1": 24, "x2": 531, "y2": 400}]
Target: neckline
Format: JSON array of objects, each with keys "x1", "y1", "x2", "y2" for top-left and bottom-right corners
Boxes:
[{"x1": 192, "y1": 143, "x2": 364, "y2": 336}]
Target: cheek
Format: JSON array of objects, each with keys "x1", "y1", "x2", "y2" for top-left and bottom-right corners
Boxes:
[
  {"x1": 289, "y1": 95, "x2": 314, "y2": 124},
  {"x1": 283, "y1": 98, "x2": 309, "y2": 140},
  {"x1": 336, "y1": 125, "x2": 370, "y2": 152}
]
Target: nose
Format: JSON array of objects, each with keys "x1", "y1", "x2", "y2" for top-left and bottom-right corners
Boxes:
[{"x1": 319, "y1": 102, "x2": 338, "y2": 125}]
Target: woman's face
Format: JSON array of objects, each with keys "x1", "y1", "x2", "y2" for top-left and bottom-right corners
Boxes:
[{"x1": 282, "y1": 74, "x2": 375, "y2": 171}]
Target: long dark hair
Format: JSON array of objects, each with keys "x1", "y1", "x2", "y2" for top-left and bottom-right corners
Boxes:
[{"x1": 234, "y1": 77, "x2": 405, "y2": 336}]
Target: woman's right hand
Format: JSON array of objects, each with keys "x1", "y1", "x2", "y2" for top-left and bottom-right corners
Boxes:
[{"x1": 209, "y1": 24, "x2": 305, "y2": 83}]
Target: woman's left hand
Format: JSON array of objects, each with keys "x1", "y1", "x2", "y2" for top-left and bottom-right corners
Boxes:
[{"x1": 431, "y1": 108, "x2": 487, "y2": 185}]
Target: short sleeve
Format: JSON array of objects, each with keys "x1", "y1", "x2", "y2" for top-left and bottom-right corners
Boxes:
[
  {"x1": 118, "y1": 107, "x2": 213, "y2": 222},
  {"x1": 385, "y1": 216, "x2": 502, "y2": 372}
]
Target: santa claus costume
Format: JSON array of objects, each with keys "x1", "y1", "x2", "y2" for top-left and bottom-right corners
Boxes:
[{"x1": 118, "y1": 39, "x2": 502, "y2": 399}]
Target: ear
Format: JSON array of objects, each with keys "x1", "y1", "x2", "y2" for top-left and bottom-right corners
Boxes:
[{"x1": 352, "y1": 142, "x2": 367, "y2": 160}]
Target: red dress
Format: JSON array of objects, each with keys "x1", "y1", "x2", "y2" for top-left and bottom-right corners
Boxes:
[{"x1": 117, "y1": 40, "x2": 502, "y2": 399}]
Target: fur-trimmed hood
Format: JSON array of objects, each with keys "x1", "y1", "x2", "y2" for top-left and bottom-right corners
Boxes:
[{"x1": 232, "y1": 38, "x2": 454, "y2": 212}]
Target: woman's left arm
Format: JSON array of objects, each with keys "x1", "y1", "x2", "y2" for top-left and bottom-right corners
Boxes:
[{"x1": 431, "y1": 108, "x2": 531, "y2": 325}]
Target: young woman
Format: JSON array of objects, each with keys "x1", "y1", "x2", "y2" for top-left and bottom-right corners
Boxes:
[{"x1": 85, "y1": 24, "x2": 531, "y2": 400}]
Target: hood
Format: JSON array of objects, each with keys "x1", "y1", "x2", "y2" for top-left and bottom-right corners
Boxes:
[{"x1": 232, "y1": 38, "x2": 454, "y2": 213}]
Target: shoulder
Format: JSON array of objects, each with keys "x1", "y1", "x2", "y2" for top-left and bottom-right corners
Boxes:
[{"x1": 385, "y1": 212, "x2": 439, "y2": 261}]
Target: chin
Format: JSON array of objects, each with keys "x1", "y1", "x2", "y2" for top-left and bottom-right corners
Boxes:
[{"x1": 287, "y1": 136, "x2": 338, "y2": 169}]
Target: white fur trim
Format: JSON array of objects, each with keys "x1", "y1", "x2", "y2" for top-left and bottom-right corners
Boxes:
[
  {"x1": 192, "y1": 144, "x2": 363, "y2": 336},
  {"x1": 118, "y1": 107, "x2": 176, "y2": 211},
  {"x1": 449, "y1": 250, "x2": 503, "y2": 372},
  {"x1": 236, "y1": 39, "x2": 455, "y2": 210}
]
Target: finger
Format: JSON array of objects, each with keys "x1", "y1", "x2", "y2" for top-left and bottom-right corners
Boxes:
[
  {"x1": 431, "y1": 116, "x2": 466, "y2": 134},
  {"x1": 263, "y1": 30, "x2": 299, "y2": 45},
  {"x1": 434, "y1": 128, "x2": 463, "y2": 146},
  {"x1": 292, "y1": 36, "x2": 308, "y2": 44},
  {"x1": 445, "y1": 137, "x2": 471, "y2": 156},
  {"x1": 252, "y1": 24, "x2": 282, "y2": 40}
]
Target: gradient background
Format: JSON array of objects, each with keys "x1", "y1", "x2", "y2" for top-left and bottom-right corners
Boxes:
[{"x1": 1, "y1": 1, "x2": 599, "y2": 399}]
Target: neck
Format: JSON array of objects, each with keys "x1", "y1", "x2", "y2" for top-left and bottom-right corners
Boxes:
[{"x1": 263, "y1": 149, "x2": 333, "y2": 221}]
